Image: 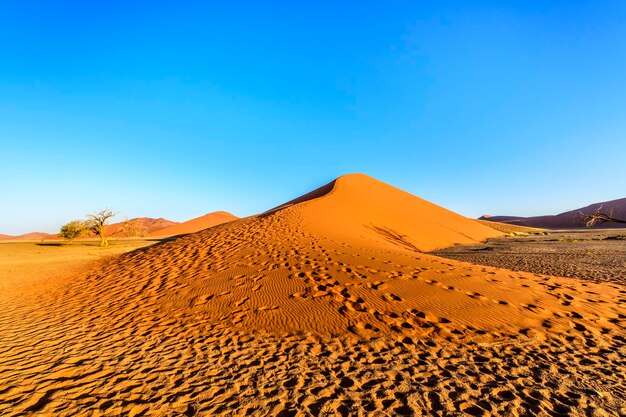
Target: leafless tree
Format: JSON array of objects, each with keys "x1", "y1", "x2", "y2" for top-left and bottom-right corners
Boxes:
[
  {"x1": 578, "y1": 205, "x2": 626, "y2": 227},
  {"x1": 85, "y1": 209, "x2": 118, "y2": 247},
  {"x1": 120, "y1": 216, "x2": 147, "y2": 237}
]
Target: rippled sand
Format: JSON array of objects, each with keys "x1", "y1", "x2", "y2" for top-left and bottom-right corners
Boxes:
[{"x1": 1, "y1": 174, "x2": 625, "y2": 415}]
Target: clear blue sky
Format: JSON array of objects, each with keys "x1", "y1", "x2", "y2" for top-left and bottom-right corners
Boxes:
[{"x1": 1, "y1": 1, "x2": 625, "y2": 234}]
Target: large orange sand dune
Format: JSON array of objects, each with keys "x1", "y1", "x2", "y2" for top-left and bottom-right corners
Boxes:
[
  {"x1": 50, "y1": 173, "x2": 618, "y2": 337},
  {"x1": 285, "y1": 173, "x2": 503, "y2": 252},
  {"x1": 1, "y1": 173, "x2": 624, "y2": 415}
]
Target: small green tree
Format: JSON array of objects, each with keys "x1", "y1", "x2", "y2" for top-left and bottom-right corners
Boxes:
[
  {"x1": 85, "y1": 209, "x2": 117, "y2": 247},
  {"x1": 58, "y1": 220, "x2": 86, "y2": 242}
]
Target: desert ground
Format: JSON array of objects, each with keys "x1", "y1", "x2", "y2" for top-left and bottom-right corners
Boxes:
[
  {"x1": 432, "y1": 229, "x2": 626, "y2": 285},
  {"x1": 0, "y1": 238, "x2": 161, "y2": 297},
  {"x1": 1, "y1": 174, "x2": 625, "y2": 416}
]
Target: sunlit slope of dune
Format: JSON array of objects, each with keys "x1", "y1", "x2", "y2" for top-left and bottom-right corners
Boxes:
[
  {"x1": 475, "y1": 219, "x2": 546, "y2": 234},
  {"x1": 2, "y1": 174, "x2": 625, "y2": 415},
  {"x1": 288, "y1": 173, "x2": 503, "y2": 252},
  {"x1": 16, "y1": 173, "x2": 619, "y2": 340},
  {"x1": 149, "y1": 211, "x2": 238, "y2": 236},
  {"x1": 0, "y1": 232, "x2": 58, "y2": 240}
]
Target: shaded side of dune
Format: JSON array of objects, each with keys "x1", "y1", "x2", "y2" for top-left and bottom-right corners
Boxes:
[{"x1": 480, "y1": 197, "x2": 626, "y2": 229}]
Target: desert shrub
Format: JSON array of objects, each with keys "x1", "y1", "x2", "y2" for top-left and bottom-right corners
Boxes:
[{"x1": 58, "y1": 220, "x2": 86, "y2": 242}]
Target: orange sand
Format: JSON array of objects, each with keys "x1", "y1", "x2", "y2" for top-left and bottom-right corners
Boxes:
[
  {"x1": 0, "y1": 232, "x2": 58, "y2": 241},
  {"x1": 475, "y1": 219, "x2": 546, "y2": 234},
  {"x1": 102, "y1": 217, "x2": 178, "y2": 238},
  {"x1": 149, "y1": 211, "x2": 238, "y2": 236},
  {"x1": 1, "y1": 173, "x2": 624, "y2": 415}
]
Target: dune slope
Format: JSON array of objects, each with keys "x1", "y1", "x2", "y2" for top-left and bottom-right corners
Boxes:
[
  {"x1": 149, "y1": 211, "x2": 238, "y2": 236},
  {"x1": 41, "y1": 173, "x2": 618, "y2": 337},
  {"x1": 102, "y1": 217, "x2": 178, "y2": 237},
  {"x1": 0, "y1": 232, "x2": 58, "y2": 240},
  {"x1": 292, "y1": 173, "x2": 503, "y2": 252},
  {"x1": 476, "y1": 219, "x2": 546, "y2": 234},
  {"x1": 1, "y1": 174, "x2": 624, "y2": 415},
  {"x1": 480, "y1": 197, "x2": 626, "y2": 229}
]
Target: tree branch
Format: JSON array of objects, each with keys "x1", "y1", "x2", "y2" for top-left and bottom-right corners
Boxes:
[{"x1": 578, "y1": 205, "x2": 626, "y2": 227}]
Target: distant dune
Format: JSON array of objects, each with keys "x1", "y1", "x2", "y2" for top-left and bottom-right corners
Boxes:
[
  {"x1": 149, "y1": 211, "x2": 238, "y2": 237},
  {"x1": 480, "y1": 197, "x2": 626, "y2": 229},
  {"x1": 0, "y1": 231, "x2": 58, "y2": 241},
  {"x1": 1, "y1": 218, "x2": 179, "y2": 241},
  {"x1": 475, "y1": 219, "x2": 546, "y2": 234},
  {"x1": 0, "y1": 214, "x2": 236, "y2": 241},
  {"x1": 102, "y1": 217, "x2": 179, "y2": 238}
]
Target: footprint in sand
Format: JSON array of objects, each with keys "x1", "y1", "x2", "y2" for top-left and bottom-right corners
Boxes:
[
  {"x1": 465, "y1": 291, "x2": 487, "y2": 301},
  {"x1": 367, "y1": 281, "x2": 385, "y2": 290},
  {"x1": 234, "y1": 297, "x2": 249, "y2": 308},
  {"x1": 383, "y1": 293, "x2": 403, "y2": 302},
  {"x1": 257, "y1": 305, "x2": 279, "y2": 311},
  {"x1": 290, "y1": 292, "x2": 306, "y2": 299}
]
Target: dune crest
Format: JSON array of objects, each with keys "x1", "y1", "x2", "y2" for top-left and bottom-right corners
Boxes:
[
  {"x1": 0, "y1": 231, "x2": 58, "y2": 241},
  {"x1": 282, "y1": 173, "x2": 503, "y2": 252},
  {"x1": 102, "y1": 217, "x2": 178, "y2": 237},
  {"x1": 12, "y1": 173, "x2": 620, "y2": 338},
  {"x1": 1, "y1": 174, "x2": 625, "y2": 415},
  {"x1": 149, "y1": 211, "x2": 238, "y2": 236}
]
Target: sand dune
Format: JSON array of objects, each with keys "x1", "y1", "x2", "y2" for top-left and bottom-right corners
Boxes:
[
  {"x1": 0, "y1": 218, "x2": 178, "y2": 241},
  {"x1": 149, "y1": 211, "x2": 238, "y2": 236},
  {"x1": 291, "y1": 174, "x2": 504, "y2": 252},
  {"x1": 481, "y1": 197, "x2": 626, "y2": 229},
  {"x1": 475, "y1": 219, "x2": 546, "y2": 234},
  {"x1": 0, "y1": 212, "x2": 235, "y2": 242},
  {"x1": 0, "y1": 231, "x2": 58, "y2": 241},
  {"x1": 102, "y1": 217, "x2": 178, "y2": 237},
  {"x1": 1, "y1": 173, "x2": 625, "y2": 415}
]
